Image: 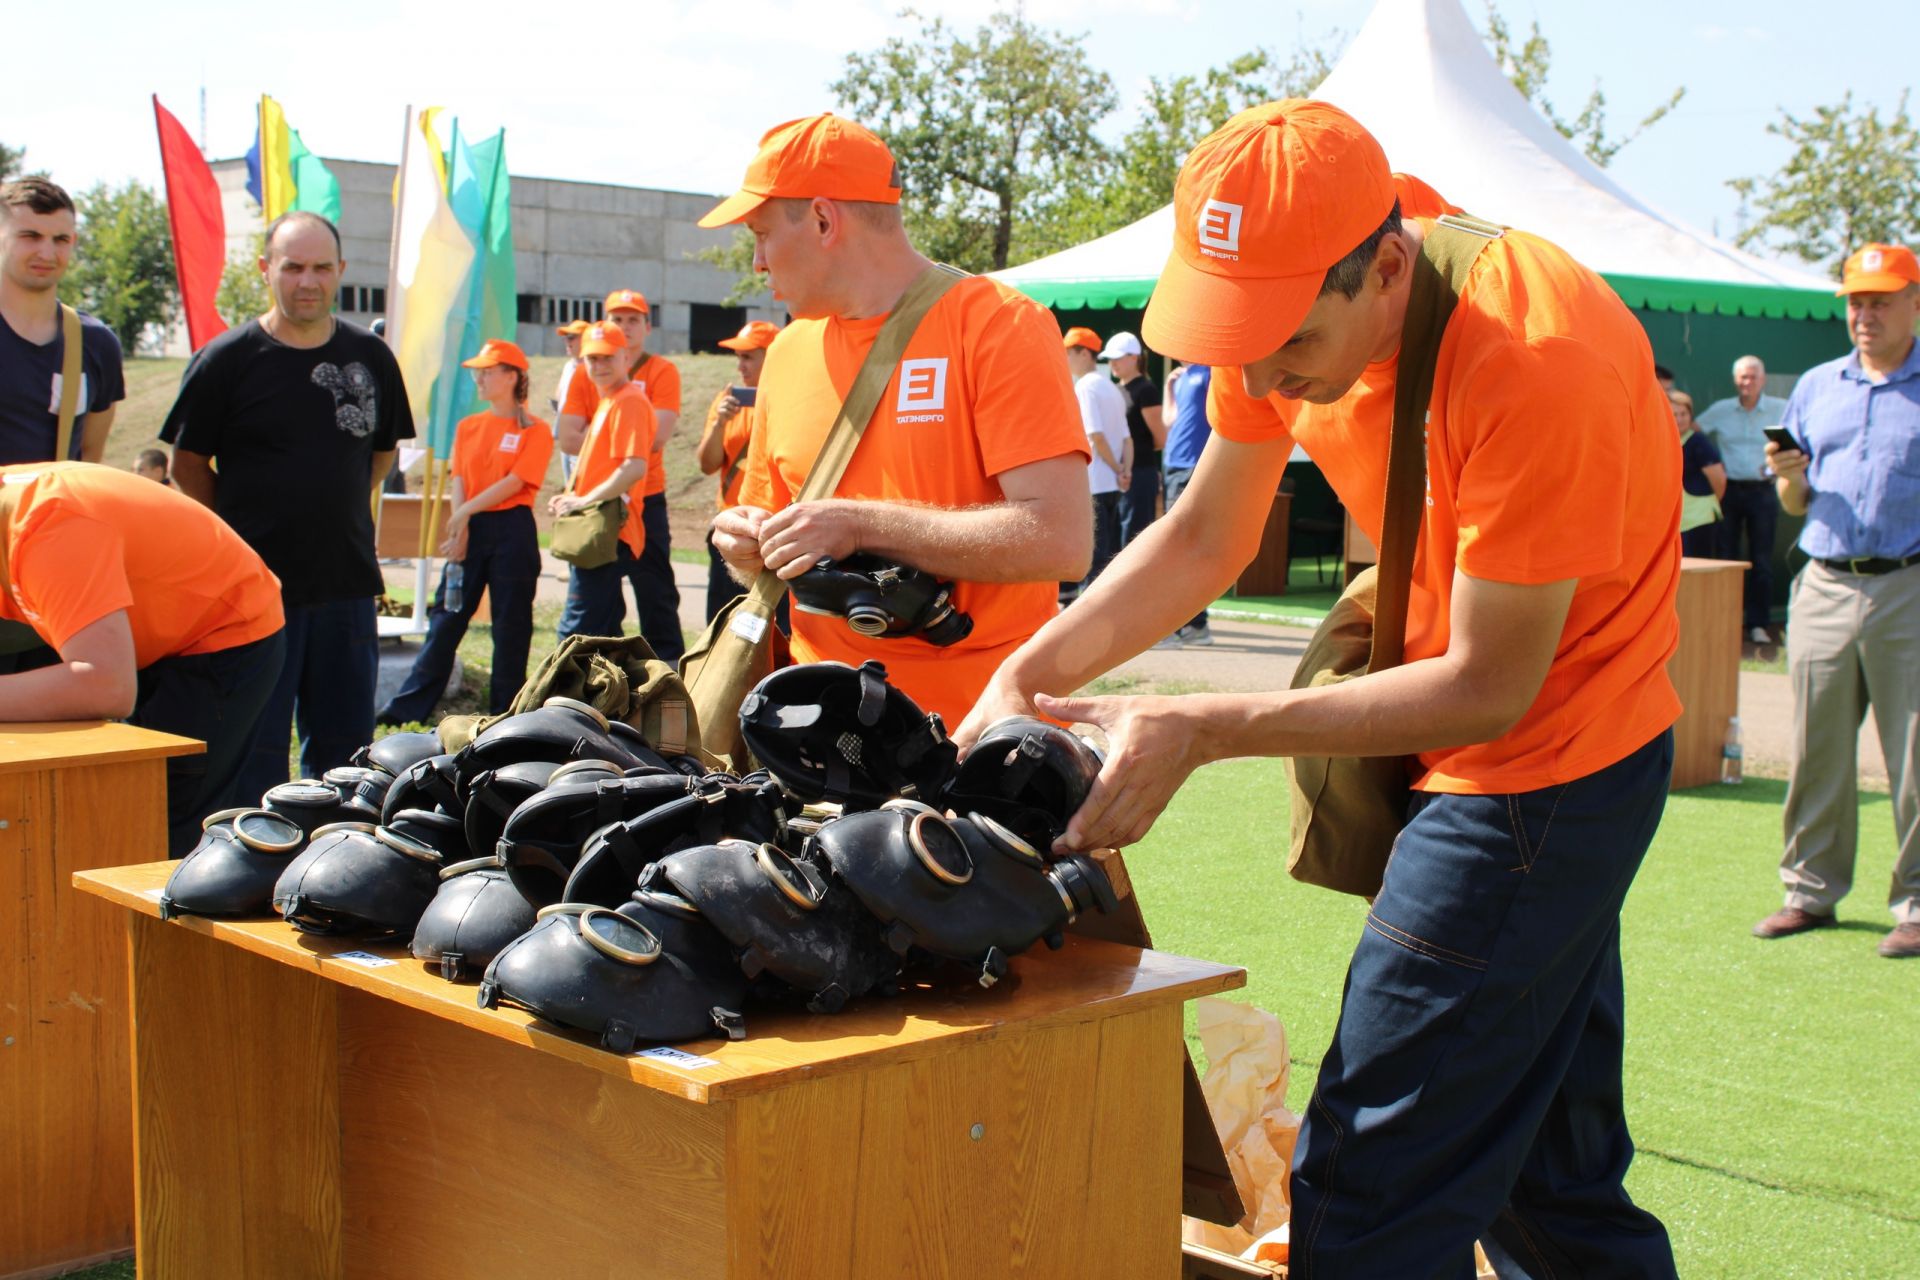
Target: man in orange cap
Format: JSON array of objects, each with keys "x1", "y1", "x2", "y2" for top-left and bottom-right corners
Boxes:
[
  {"x1": 1756, "y1": 243, "x2": 1920, "y2": 959},
  {"x1": 552, "y1": 319, "x2": 589, "y2": 483},
  {"x1": 552, "y1": 322, "x2": 655, "y2": 641},
  {"x1": 1062, "y1": 326, "x2": 1131, "y2": 595},
  {"x1": 697, "y1": 319, "x2": 784, "y2": 622},
  {"x1": 702, "y1": 113, "x2": 1092, "y2": 729},
  {"x1": 964, "y1": 100, "x2": 1685, "y2": 1274},
  {"x1": 556, "y1": 290, "x2": 684, "y2": 660}
]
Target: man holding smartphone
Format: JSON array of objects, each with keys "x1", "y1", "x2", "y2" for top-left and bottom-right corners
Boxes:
[
  {"x1": 697, "y1": 319, "x2": 781, "y2": 622},
  {"x1": 1699, "y1": 354, "x2": 1789, "y2": 643},
  {"x1": 1755, "y1": 243, "x2": 1920, "y2": 959}
]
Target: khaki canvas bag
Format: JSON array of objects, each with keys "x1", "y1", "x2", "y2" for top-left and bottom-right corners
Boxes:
[
  {"x1": 1284, "y1": 214, "x2": 1503, "y2": 898},
  {"x1": 549, "y1": 400, "x2": 629, "y2": 569},
  {"x1": 681, "y1": 263, "x2": 967, "y2": 769}
]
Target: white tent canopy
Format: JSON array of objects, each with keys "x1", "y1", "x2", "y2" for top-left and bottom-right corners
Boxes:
[{"x1": 996, "y1": 0, "x2": 1839, "y2": 321}]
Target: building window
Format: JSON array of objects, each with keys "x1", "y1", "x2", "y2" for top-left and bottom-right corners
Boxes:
[
  {"x1": 689, "y1": 302, "x2": 746, "y2": 352},
  {"x1": 517, "y1": 294, "x2": 542, "y2": 324}
]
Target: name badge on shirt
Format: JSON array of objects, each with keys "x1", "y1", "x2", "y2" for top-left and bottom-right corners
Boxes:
[
  {"x1": 47, "y1": 371, "x2": 90, "y2": 414},
  {"x1": 498, "y1": 432, "x2": 521, "y2": 453}
]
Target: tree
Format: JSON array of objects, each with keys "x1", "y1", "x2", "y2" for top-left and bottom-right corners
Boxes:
[
  {"x1": 58, "y1": 180, "x2": 178, "y2": 354},
  {"x1": 1726, "y1": 92, "x2": 1920, "y2": 277},
  {"x1": 217, "y1": 233, "x2": 272, "y2": 326},
  {"x1": 0, "y1": 141, "x2": 26, "y2": 182},
  {"x1": 833, "y1": 9, "x2": 1116, "y2": 272},
  {"x1": 1481, "y1": 3, "x2": 1683, "y2": 167}
]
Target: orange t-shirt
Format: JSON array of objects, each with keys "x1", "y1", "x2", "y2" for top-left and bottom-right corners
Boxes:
[
  {"x1": 450, "y1": 410, "x2": 555, "y2": 512},
  {"x1": 740, "y1": 275, "x2": 1091, "y2": 728},
  {"x1": 1207, "y1": 218, "x2": 1681, "y2": 795},
  {"x1": 569, "y1": 382, "x2": 655, "y2": 557},
  {"x1": 705, "y1": 388, "x2": 759, "y2": 510},
  {"x1": 0, "y1": 461, "x2": 284, "y2": 666},
  {"x1": 564, "y1": 352, "x2": 680, "y2": 499}
]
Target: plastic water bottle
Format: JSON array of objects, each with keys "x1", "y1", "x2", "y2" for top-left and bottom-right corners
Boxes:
[
  {"x1": 1720, "y1": 716, "x2": 1743, "y2": 785},
  {"x1": 442, "y1": 563, "x2": 464, "y2": 615}
]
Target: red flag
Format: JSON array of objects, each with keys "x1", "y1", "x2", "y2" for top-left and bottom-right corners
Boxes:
[{"x1": 152, "y1": 95, "x2": 228, "y2": 351}]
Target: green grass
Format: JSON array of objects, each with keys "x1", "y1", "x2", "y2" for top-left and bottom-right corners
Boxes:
[
  {"x1": 1122, "y1": 763, "x2": 1918, "y2": 1278},
  {"x1": 1211, "y1": 558, "x2": 1345, "y2": 627}
]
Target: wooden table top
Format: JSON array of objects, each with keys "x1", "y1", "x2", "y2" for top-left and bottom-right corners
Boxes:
[
  {"x1": 0, "y1": 721, "x2": 203, "y2": 776},
  {"x1": 76, "y1": 860, "x2": 1244, "y2": 1105}
]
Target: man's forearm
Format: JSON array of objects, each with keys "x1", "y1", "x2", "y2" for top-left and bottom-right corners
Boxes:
[
  {"x1": 0, "y1": 657, "x2": 137, "y2": 721},
  {"x1": 1777, "y1": 471, "x2": 1810, "y2": 516},
  {"x1": 80, "y1": 406, "x2": 116, "y2": 462},
  {"x1": 170, "y1": 451, "x2": 217, "y2": 508},
  {"x1": 651, "y1": 410, "x2": 681, "y2": 450},
  {"x1": 574, "y1": 459, "x2": 647, "y2": 506},
  {"x1": 850, "y1": 499, "x2": 1086, "y2": 583}
]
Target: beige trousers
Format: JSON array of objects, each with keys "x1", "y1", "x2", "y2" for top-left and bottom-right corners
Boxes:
[{"x1": 1780, "y1": 560, "x2": 1920, "y2": 923}]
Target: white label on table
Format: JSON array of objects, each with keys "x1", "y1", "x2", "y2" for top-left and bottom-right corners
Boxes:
[
  {"x1": 335, "y1": 950, "x2": 398, "y2": 968},
  {"x1": 729, "y1": 612, "x2": 768, "y2": 644},
  {"x1": 636, "y1": 1046, "x2": 719, "y2": 1069}
]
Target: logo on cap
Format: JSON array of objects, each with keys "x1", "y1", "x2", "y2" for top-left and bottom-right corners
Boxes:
[
  {"x1": 1198, "y1": 199, "x2": 1243, "y2": 260},
  {"x1": 896, "y1": 358, "x2": 948, "y2": 421},
  {"x1": 1863, "y1": 249, "x2": 1885, "y2": 272}
]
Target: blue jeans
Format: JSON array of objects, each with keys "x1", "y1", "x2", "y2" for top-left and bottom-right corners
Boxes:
[
  {"x1": 382, "y1": 506, "x2": 540, "y2": 722},
  {"x1": 559, "y1": 540, "x2": 640, "y2": 644},
  {"x1": 1290, "y1": 730, "x2": 1677, "y2": 1280},
  {"x1": 237, "y1": 596, "x2": 378, "y2": 804},
  {"x1": 136, "y1": 630, "x2": 286, "y2": 856},
  {"x1": 1120, "y1": 463, "x2": 1159, "y2": 546},
  {"x1": 634, "y1": 492, "x2": 684, "y2": 662},
  {"x1": 1162, "y1": 465, "x2": 1210, "y2": 631}
]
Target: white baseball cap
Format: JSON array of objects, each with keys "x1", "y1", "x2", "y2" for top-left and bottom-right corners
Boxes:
[{"x1": 1097, "y1": 331, "x2": 1143, "y2": 361}]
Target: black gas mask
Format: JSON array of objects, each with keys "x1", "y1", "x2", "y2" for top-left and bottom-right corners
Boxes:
[{"x1": 789, "y1": 553, "x2": 973, "y2": 647}]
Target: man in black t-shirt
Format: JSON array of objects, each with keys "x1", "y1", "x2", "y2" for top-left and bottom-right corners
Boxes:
[
  {"x1": 162, "y1": 211, "x2": 412, "y2": 800},
  {"x1": 1097, "y1": 331, "x2": 1162, "y2": 547}
]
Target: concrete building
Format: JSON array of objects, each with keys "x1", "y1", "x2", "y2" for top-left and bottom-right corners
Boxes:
[{"x1": 204, "y1": 155, "x2": 775, "y2": 356}]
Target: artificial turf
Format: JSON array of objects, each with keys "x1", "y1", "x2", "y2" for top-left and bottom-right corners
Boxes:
[{"x1": 1124, "y1": 759, "x2": 1919, "y2": 1278}]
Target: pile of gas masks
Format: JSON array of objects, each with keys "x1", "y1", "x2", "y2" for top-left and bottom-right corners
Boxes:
[
  {"x1": 161, "y1": 661, "x2": 1117, "y2": 1055},
  {"x1": 790, "y1": 553, "x2": 973, "y2": 647}
]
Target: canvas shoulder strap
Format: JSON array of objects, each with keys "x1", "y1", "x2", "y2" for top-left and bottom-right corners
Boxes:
[
  {"x1": 737, "y1": 262, "x2": 968, "y2": 617},
  {"x1": 55, "y1": 305, "x2": 83, "y2": 462},
  {"x1": 1368, "y1": 213, "x2": 1503, "y2": 672}
]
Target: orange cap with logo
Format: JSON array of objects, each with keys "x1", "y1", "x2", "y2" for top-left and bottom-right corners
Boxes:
[
  {"x1": 604, "y1": 289, "x2": 650, "y2": 315},
  {"x1": 1142, "y1": 99, "x2": 1396, "y2": 366},
  {"x1": 461, "y1": 338, "x2": 529, "y2": 371},
  {"x1": 555, "y1": 319, "x2": 591, "y2": 337},
  {"x1": 578, "y1": 323, "x2": 628, "y2": 358},
  {"x1": 718, "y1": 319, "x2": 783, "y2": 351},
  {"x1": 1836, "y1": 243, "x2": 1920, "y2": 295},
  {"x1": 698, "y1": 113, "x2": 903, "y2": 229},
  {"x1": 1061, "y1": 326, "x2": 1103, "y2": 352}
]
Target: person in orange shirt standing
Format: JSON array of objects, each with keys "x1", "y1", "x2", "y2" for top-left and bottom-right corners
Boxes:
[
  {"x1": 962, "y1": 102, "x2": 1683, "y2": 1276},
  {"x1": 0, "y1": 461, "x2": 286, "y2": 854},
  {"x1": 703, "y1": 114, "x2": 1092, "y2": 729},
  {"x1": 380, "y1": 339, "x2": 554, "y2": 724},
  {"x1": 553, "y1": 322, "x2": 654, "y2": 641},
  {"x1": 696, "y1": 318, "x2": 783, "y2": 623},
  {"x1": 555, "y1": 290, "x2": 684, "y2": 661}
]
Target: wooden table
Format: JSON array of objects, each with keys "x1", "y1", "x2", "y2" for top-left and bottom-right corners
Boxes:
[
  {"x1": 1235, "y1": 491, "x2": 1292, "y2": 597},
  {"x1": 1668, "y1": 557, "x2": 1747, "y2": 789},
  {"x1": 78, "y1": 861, "x2": 1245, "y2": 1280},
  {"x1": 1, "y1": 722, "x2": 201, "y2": 1280}
]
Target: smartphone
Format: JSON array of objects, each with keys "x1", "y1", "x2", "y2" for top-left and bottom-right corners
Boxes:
[
  {"x1": 1763, "y1": 425, "x2": 1803, "y2": 453},
  {"x1": 730, "y1": 385, "x2": 758, "y2": 407}
]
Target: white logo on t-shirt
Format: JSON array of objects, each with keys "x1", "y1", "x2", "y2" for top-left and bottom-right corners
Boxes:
[
  {"x1": 1198, "y1": 199, "x2": 1243, "y2": 259},
  {"x1": 499, "y1": 432, "x2": 521, "y2": 453},
  {"x1": 896, "y1": 358, "x2": 948, "y2": 421}
]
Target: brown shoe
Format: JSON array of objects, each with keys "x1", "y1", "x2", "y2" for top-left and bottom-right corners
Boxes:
[
  {"x1": 1752, "y1": 906, "x2": 1836, "y2": 938},
  {"x1": 1879, "y1": 923, "x2": 1920, "y2": 958}
]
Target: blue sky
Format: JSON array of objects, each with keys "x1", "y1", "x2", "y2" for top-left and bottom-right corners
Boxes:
[{"x1": 5, "y1": 0, "x2": 1912, "y2": 256}]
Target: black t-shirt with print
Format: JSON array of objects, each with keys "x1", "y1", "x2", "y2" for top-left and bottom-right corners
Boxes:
[
  {"x1": 1121, "y1": 374, "x2": 1161, "y2": 470},
  {"x1": 160, "y1": 318, "x2": 413, "y2": 604}
]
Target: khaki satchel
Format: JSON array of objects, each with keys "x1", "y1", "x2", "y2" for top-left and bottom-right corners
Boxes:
[
  {"x1": 681, "y1": 263, "x2": 967, "y2": 769},
  {"x1": 1284, "y1": 214, "x2": 1502, "y2": 898},
  {"x1": 549, "y1": 498, "x2": 624, "y2": 569}
]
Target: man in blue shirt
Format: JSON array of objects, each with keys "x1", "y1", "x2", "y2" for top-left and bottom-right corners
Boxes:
[
  {"x1": 1156, "y1": 362, "x2": 1213, "y2": 646},
  {"x1": 1754, "y1": 243, "x2": 1920, "y2": 959},
  {"x1": 1699, "y1": 355, "x2": 1789, "y2": 643}
]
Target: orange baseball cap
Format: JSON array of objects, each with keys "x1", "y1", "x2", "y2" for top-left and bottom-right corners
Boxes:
[
  {"x1": 718, "y1": 320, "x2": 782, "y2": 351},
  {"x1": 698, "y1": 113, "x2": 903, "y2": 229},
  {"x1": 578, "y1": 323, "x2": 627, "y2": 358},
  {"x1": 461, "y1": 338, "x2": 529, "y2": 371},
  {"x1": 1836, "y1": 243, "x2": 1920, "y2": 295},
  {"x1": 604, "y1": 289, "x2": 650, "y2": 315},
  {"x1": 1062, "y1": 326, "x2": 1103, "y2": 353},
  {"x1": 1142, "y1": 99, "x2": 1396, "y2": 366},
  {"x1": 555, "y1": 319, "x2": 591, "y2": 336}
]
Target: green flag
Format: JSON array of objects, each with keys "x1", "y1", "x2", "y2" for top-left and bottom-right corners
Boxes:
[{"x1": 287, "y1": 126, "x2": 341, "y2": 224}]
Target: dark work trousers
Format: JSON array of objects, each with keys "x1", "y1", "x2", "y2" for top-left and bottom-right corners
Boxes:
[
  {"x1": 237, "y1": 596, "x2": 378, "y2": 805},
  {"x1": 1679, "y1": 519, "x2": 1726, "y2": 560},
  {"x1": 1721, "y1": 479, "x2": 1778, "y2": 629},
  {"x1": 137, "y1": 630, "x2": 287, "y2": 856},
  {"x1": 381, "y1": 506, "x2": 541, "y2": 723},
  {"x1": 1161, "y1": 466, "x2": 1211, "y2": 631},
  {"x1": 633, "y1": 492, "x2": 684, "y2": 662},
  {"x1": 559, "y1": 540, "x2": 640, "y2": 644},
  {"x1": 705, "y1": 531, "x2": 790, "y2": 632},
  {"x1": 1082, "y1": 490, "x2": 1123, "y2": 589},
  {"x1": 1290, "y1": 730, "x2": 1677, "y2": 1280},
  {"x1": 1119, "y1": 463, "x2": 1160, "y2": 547}
]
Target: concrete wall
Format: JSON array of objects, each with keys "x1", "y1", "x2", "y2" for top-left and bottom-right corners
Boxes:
[{"x1": 194, "y1": 156, "x2": 776, "y2": 357}]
